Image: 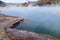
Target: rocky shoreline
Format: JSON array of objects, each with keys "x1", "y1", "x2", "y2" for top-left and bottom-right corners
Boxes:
[
  {"x1": 0, "y1": 14, "x2": 24, "y2": 40},
  {"x1": 0, "y1": 14, "x2": 60, "y2": 40}
]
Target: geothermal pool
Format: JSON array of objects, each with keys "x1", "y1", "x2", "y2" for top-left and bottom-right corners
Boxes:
[{"x1": 0, "y1": 6, "x2": 60, "y2": 38}]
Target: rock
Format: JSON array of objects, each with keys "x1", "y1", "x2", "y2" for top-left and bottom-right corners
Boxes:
[{"x1": 0, "y1": 14, "x2": 24, "y2": 40}]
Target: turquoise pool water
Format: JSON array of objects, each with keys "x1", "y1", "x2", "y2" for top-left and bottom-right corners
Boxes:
[{"x1": 0, "y1": 6, "x2": 60, "y2": 38}]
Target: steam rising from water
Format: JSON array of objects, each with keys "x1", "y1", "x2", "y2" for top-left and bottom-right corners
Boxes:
[{"x1": 0, "y1": 6, "x2": 60, "y2": 38}]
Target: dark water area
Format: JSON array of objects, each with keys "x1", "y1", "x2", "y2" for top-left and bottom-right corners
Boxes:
[{"x1": 0, "y1": 6, "x2": 60, "y2": 38}]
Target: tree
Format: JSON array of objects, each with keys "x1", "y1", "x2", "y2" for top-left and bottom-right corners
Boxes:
[
  {"x1": 0, "y1": 1, "x2": 6, "y2": 7},
  {"x1": 0, "y1": 1, "x2": 4, "y2": 4}
]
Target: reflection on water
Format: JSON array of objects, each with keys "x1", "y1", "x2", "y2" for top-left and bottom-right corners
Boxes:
[{"x1": 0, "y1": 6, "x2": 60, "y2": 38}]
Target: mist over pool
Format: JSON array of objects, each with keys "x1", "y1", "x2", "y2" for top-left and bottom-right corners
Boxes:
[{"x1": 0, "y1": 6, "x2": 60, "y2": 38}]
